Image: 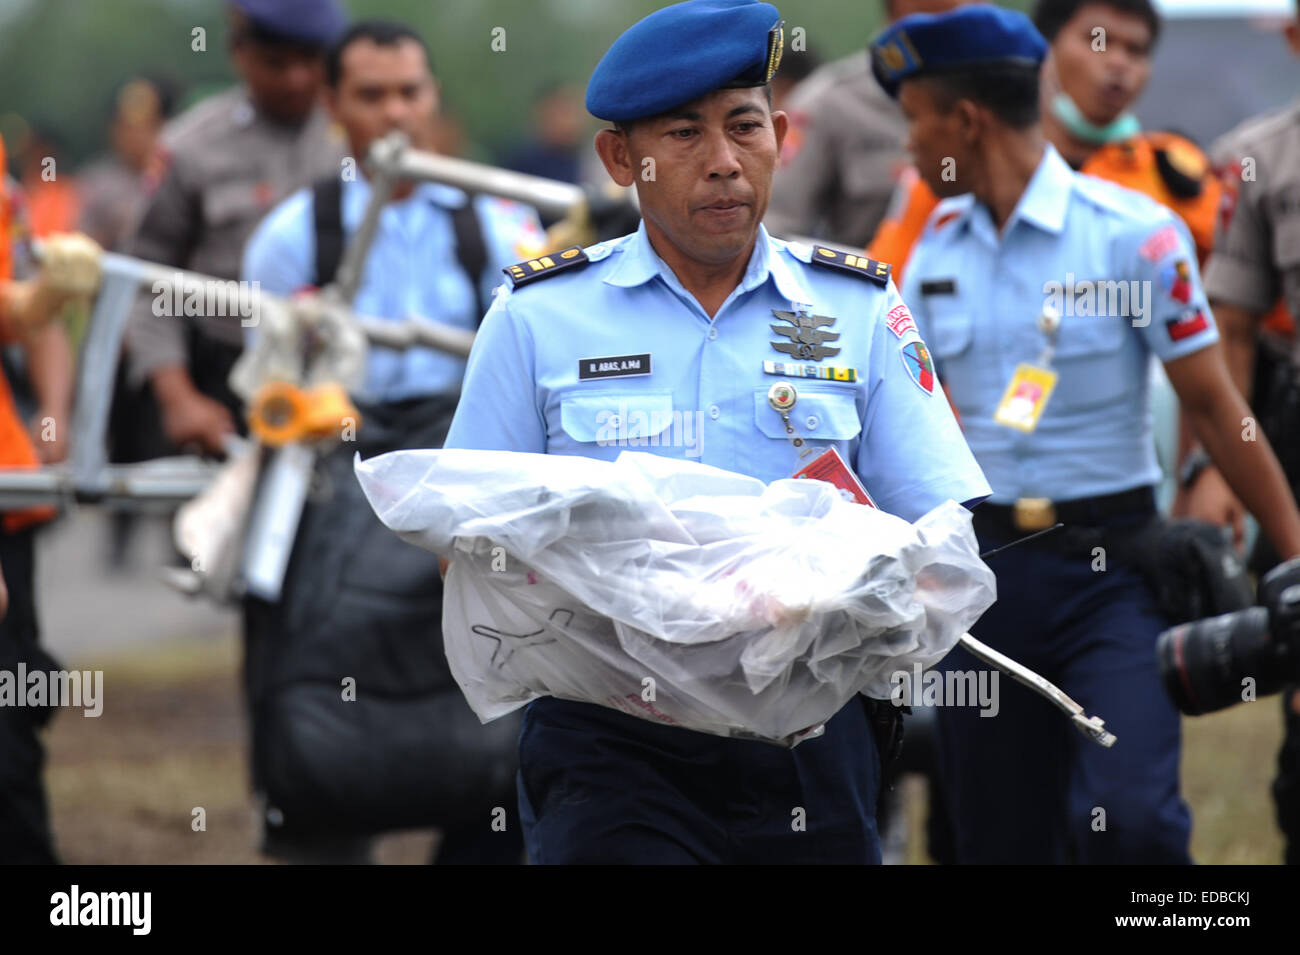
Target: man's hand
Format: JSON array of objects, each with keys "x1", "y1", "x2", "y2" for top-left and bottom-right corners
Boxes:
[
  {"x1": 163, "y1": 391, "x2": 237, "y2": 456},
  {"x1": 1172, "y1": 466, "x2": 1247, "y2": 553},
  {"x1": 153, "y1": 365, "x2": 236, "y2": 457}
]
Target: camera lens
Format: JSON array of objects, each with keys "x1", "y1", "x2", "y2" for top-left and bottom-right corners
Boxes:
[{"x1": 1157, "y1": 607, "x2": 1279, "y2": 715}]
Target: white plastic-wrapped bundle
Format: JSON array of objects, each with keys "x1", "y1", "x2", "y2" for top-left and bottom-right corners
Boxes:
[{"x1": 355, "y1": 449, "x2": 996, "y2": 747}]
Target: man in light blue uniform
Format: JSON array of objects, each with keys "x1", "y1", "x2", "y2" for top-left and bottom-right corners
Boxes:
[
  {"x1": 444, "y1": 0, "x2": 990, "y2": 864},
  {"x1": 877, "y1": 4, "x2": 1300, "y2": 863},
  {"x1": 241, "y1": 20, "x2": 541, "y2": 864}
]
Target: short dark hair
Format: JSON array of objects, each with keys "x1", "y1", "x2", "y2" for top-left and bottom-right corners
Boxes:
[
  {"x1": 325, "y1": 19, "x2": 433, "y2": 88},
  {"x1": 612, "y1": 83, "x2": 774, "y2": 134},
  {"x1": 1032, "y1": 0, "x2": 1161, "y2": 48},
  {"x1": 916, "y1": 62, "x2": 1042, "y2": 130}
]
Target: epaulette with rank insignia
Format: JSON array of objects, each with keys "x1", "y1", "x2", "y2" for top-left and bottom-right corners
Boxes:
[
  {"x1": 503, "y1": 246, "x2": 590, "y2": 287},
  {"x1": 809, "y1": 246, "x2": 891, "y2": 286}
]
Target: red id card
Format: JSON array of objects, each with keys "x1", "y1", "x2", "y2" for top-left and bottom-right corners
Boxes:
[{"x1": 792, "y1": 447, "x2": 877, "y2": 508}]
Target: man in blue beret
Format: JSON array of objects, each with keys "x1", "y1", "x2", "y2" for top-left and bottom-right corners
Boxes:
[
  {"x1": 442, "y1": 0, "x2": 991, "y2": 864},
  {"x1": 877, "y1": 3, "x2": 1300, "y2": 863}
]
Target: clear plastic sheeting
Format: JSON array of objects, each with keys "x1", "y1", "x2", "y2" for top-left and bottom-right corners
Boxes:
[{"x1": 355, "y1": 449, "x2": 996, "y2": 747}]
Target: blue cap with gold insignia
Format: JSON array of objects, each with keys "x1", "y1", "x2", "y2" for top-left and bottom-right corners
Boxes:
[
  {"x1": 587, "y1": 0, "x2": 784, "y2": 123},
  {"x1": 870, "y1": 3, "x2": 1047, "y2": 100},
  {"x1": 228, "y1": 0, "x2": 347, "y2": 47}
]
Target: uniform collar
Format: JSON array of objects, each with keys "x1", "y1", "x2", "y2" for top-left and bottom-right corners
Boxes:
[
  {"x1": 604, "y1": 221, "x2": 814, "y2": 304},
  {"x1": 1004, "y1": 143, "x2": 1073, "y2": 235},
  {"x1": 340, "y1": 174, "x2": 468, "y2": 228}
]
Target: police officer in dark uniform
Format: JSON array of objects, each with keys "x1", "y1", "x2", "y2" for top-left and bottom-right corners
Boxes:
[{"x1": 123, "y1": 0, "x2": 347, "y2": 458}]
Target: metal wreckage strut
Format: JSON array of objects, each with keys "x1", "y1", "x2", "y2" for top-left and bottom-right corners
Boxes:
[{"x1": 0, "y1": 132, "x2": 1116, "y2": 747}]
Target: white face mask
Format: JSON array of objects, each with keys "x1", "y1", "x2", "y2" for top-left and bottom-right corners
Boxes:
[{"x1": 1051, "y1": 92, "x2": 1141, "y2": 145}]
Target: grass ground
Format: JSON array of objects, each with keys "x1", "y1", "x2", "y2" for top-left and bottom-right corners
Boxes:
[
  {"x1": 43, "y1": 635, "x2": 435, "y2": 864},
  {"x1": 43, "y1": 634, "x2": 1285, "y2": 864}
]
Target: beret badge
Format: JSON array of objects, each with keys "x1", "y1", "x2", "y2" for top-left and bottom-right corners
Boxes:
[{"x1": 764, "y1": 19, "x2": 785, "y2": 83}]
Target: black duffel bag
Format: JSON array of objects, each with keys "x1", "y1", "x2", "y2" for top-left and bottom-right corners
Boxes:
[{"x1": 243, "y1": 395, "x2": 521, "y2": 838}]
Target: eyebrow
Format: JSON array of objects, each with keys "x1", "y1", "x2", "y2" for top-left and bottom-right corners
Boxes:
[{"x1": 664, "y1": 103, "x2": 766, "y2": 123}]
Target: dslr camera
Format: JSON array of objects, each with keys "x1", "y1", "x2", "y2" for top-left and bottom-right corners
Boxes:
[{"x1": 1157, "y1": 556, "x2": 1300, "y2": 715}]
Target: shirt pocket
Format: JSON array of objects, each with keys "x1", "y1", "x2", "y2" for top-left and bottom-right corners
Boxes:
[
  {"x1": 202, "y1": 179, "x2": 271, "y2": 232},
  {"x1": 922, "y1": 306, "x2": 975, "y2": 400},
  {"x1": 1050, "y1": 318, "x2": 1130, "y2": 411},
  {"x1": 752, "y1": 387, "x2": 862, "y2": 441},
  {"x1": 554, "y1": 389, "x2": 677, "y2": 455}
]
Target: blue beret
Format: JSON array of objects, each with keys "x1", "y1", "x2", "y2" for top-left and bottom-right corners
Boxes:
[
  {"x1": 228, "y1": 0, "x2": 347, "y2": 47},
  {"x1": 870, "y1": 3, "x2": 1047, "y2": 100},
  {"x1": 587, "y1": 0, "x2": 785, "y2": 123}
]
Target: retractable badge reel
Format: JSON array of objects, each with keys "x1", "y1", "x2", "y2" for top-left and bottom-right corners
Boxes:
[{"x1": 767, "y1": 381, "x2": 814, "y2": 457}]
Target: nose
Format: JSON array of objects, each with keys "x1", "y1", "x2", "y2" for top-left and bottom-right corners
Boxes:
[
  {"x1": 282, "y1": 60, "x2": 319, "y2": 94},
  {"x1": 383, "y1": 93, "x2": 410, "y2": 127},
  {"x1": 703, "y1": 128, "x2": 742, "y2": 180}
]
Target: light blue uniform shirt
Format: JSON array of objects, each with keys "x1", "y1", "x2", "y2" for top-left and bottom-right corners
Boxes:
[
  {"x1": 445, "y1": 222, "x2": 990, "y2": 524},
  {"x1": 242, "y1": 175, "x2": 543, "y2": 403},
  {"x1": 902, "y1": 145, "x2": 1219, "y2": 505}
]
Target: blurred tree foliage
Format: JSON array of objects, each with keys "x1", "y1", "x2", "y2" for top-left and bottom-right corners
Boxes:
[{"x1": 0, "y1": 0, "x2": 1032, "y2": 172}]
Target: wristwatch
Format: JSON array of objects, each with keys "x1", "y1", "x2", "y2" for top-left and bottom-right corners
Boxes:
[{"x1": 1179, "y1": 448, "x2": 1213, "y2": 490}]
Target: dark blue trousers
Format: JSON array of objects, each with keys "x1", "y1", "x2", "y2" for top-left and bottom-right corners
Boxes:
[
  {"x1": 936, "y1": 530, "x2": 1193, "y2": 864},
  {"x1": 516, "y1": 695, "x2": 881, "y2": 864}
]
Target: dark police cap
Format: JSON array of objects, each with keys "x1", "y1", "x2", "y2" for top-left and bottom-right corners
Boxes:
[
  {"x1": 870, "y1": 3, "x2": 1047, "y2": 100},
  {"x1": 228, "y1": 0, "x2": 347, "y2": 47},
  {"x1": 586, "y1": 0, "x2": 785, "y2": 123}
]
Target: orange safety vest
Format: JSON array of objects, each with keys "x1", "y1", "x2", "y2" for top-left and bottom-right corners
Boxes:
[
  {"x1": 868, "y1": 131, "x2": 1223, "y2": 284},
  {"x1": 0, "y1": 135, "x2": 56, "y2": 531}
]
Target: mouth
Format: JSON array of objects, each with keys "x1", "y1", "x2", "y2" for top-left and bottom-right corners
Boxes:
[
  {"x1": 699, "y1": 199, "x2": 747, "y2": 212},
  {"x1": 1100, "y1": 83, "x2": 1130, "y2": 108}
]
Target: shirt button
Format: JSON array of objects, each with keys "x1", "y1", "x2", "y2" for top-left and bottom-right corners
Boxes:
[
  {"x1": 805, "y1": 415, "x2": 819, "y2": 430},
  {"x1": 707, "y1": 327, "x2": 718, "y2": 341},
  {"x1": 708, "y1": 405, "x2": 720, "y2": 420}
]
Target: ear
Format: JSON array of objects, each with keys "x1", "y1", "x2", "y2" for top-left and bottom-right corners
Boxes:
[
  {"x1": 230, "y1": 41, "x2": 250, "y2": 79},
  {"x1": 595, "y1": 128, "x2": 636, "y2": 187},
  {"x1": 954, "y1": 97, "x2": 982, "y2": 146},
  {"x1": 771, "y1": 108, "x2": 788, "y2": 156},
  {"x1": 1039, "y1": 50, "x2": 1061, "y2": 104}
]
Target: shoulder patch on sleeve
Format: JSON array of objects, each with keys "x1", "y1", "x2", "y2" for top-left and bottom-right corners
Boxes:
[
  {"x1": 502, "y1": 246, "x2": 590, "y2": 287},
  {"x1": 808, "y1": 246, "x2": 891, "y2": 286}
]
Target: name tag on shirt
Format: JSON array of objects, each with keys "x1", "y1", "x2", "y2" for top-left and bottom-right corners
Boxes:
[
  {"x1": 578, "y1": 353, "x2": 652, "y2": 380},
  {"x1": 919, "y1": 279, "x2": 957, "y2": 296}
]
